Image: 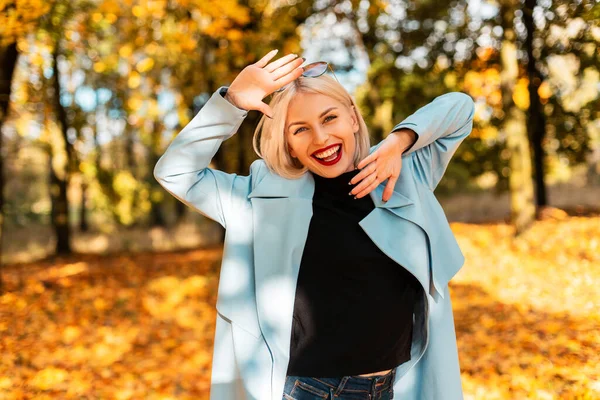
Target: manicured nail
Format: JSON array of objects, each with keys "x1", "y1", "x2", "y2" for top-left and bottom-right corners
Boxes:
[
  {"x1": 353, "y1": 196, "x2": 358, "y2": 200},
  {"x1": 301, "y1": 57, "x2": 306, "y2": 61},
  {"x1": 348, "y1": 181, "x2": 352, "y2": 185},
  {"x1": 348, "y1": 191, "x2": 353, "y2": 196}
]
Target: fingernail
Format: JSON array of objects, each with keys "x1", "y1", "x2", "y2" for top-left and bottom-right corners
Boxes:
[
  {"x1": 348, "y1": 181, "x2": 352, "y2": 185},
  {"x1": 301, "y1": 57, "x2": 306, "y2": 61},
  {"x1": 348, "y1": 191, "x2": 353, "y2": 196},
  {"x1": 353, "y1": 196, "x2": 358, "y2": 200}
]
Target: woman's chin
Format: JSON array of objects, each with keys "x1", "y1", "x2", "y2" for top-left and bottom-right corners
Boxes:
[{"x1": 309, "y1": 159, "x2": 354, "y2": 177}]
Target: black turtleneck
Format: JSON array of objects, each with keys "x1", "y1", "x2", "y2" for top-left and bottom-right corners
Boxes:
[{"x1": 286, "y1": 168, "x2": 421, "y2": 377}]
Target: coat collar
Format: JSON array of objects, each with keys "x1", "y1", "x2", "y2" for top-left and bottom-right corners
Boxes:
[{"x1": 247, "y1": 167, "x2": 415, "y2": 210}]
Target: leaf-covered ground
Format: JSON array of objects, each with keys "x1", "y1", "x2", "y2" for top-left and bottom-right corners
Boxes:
[{"x1": 1, "y1": 215, "x2": 599, "y2": 399}]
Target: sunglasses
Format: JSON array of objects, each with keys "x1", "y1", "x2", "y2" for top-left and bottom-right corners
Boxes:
[{"x1": 274, "y1": 61, "x2": 341, "y2": 93}]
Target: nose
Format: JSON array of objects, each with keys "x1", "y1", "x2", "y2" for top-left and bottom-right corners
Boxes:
[{"x1": 312, "y1": 126, "x2": 329, "y2": 146}]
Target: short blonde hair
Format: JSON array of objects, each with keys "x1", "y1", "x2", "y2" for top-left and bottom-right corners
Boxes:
[{"x1": 252, "y1": 74, "x2": 371, "y2": 179}]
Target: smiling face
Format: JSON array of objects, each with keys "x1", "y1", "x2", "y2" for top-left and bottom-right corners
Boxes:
[{"x1": 285, "y1": 92, "x2": 360, "y2": 178}]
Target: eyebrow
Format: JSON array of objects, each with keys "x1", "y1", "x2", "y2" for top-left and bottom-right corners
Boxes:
[{"x1": 287, "y1": 107, "x2": 338, "y2": 131}]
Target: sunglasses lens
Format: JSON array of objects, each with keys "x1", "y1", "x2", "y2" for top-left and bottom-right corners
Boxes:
[{"x1": 302, "y1": 62, "x2": 328, "y2": 77}]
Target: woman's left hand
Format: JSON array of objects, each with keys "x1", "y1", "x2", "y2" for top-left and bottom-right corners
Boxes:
[{"x1": 349, "y1": 129, "x2": 417, "y2": 201}]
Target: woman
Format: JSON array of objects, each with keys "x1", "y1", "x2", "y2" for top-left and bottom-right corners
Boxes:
[{"x1": 154, "y1": 49, "x2": 474, "y2": 400}]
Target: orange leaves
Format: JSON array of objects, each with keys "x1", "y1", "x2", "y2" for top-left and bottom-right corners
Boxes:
[
  {"x1": 1, "y1": 216, "x2": 599, "y2": 398},
  {"x1": 451, "y1": 215, "x2": 600, "y2": 398},
  {"x1": 463, "y1": 68, "x2": 501, "y2": 104},
  {"x1": 1, "y1": 249, "x2": 221, "y2": 398},
  {"x1": 29, "y1": 367, "x2": 69, "y2": 391}
]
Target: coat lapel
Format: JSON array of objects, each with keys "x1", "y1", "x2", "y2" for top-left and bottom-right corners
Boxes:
[{"x1": 248, "y1": 171, "x2": 314, "y2": 400}]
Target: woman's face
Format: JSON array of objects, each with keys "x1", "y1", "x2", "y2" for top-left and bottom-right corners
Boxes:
[{"x1": 285, "y1": 92, "x2": 359, "y2": 178}]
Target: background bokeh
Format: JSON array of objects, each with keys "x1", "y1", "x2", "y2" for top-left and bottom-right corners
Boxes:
[{"x1": 1, "y1": 0, "x2": 598, "y2": 398}]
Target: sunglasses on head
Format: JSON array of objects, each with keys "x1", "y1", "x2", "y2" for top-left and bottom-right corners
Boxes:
[{"x1": 274, "y1": 61, "x2": 341, "y2": 93}]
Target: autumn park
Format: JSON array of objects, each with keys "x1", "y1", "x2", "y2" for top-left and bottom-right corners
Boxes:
[{"x1": 1, "y1": 0, "x2": 599, "y2": 399}]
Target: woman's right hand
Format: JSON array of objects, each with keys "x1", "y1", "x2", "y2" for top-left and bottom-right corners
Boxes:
[{"x1": 224, "y1": 50, "x2": 305, "y2": 118}]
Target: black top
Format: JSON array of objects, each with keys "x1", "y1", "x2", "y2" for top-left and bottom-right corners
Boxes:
[{"x1": 286, "y1": 168, "x2": 422, "y2": 377}]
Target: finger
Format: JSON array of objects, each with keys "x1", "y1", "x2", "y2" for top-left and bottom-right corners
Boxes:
[
  {"x1": 382, "y1": 176, "x2": 397, "y2": 202},
  {"x1": 355, "y1": 177, "x2": 381, "y2": 199},
  {"x1": 356, "y1": 152, "x2": 376, "y2": 170},
  {"x1": 350, "y1": 172, "x2": 378, "y2": 196},
  {"x1": 264, "y1": 53, "x2": 299, "y2": 73},
  {"x1": 349, "y1": 160, "x2": 377, "y2": 185},
  {"x1": 272, "y1": 66, "x2": 305, "y2": 92},
  {"x1": 255, "y1": 49, "x2": 279, "y2": 68},
  {"x1": 272, "y1": 57, "x2": 305, "y2": 80},
  {"x1": 257, "y1": 102, "x2": 274, "y2": 119}
]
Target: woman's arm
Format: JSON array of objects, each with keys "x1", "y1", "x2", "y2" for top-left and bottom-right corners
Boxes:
[
  {"x1": 379, "y1": 92, "x2": 475, "y2": 191},
  {"x1": 154, "y1": 50, "x2": 304, "y2": 228},
  {"x1": 153, "y1": 87, "x2": 251, "y2": 228}
]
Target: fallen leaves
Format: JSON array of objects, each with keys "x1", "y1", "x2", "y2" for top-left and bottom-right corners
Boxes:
[
  {"x1": 0, "y1": 216, "x2": 598, "y2": 398},
  {"x1": 451, "y1": 215, "x2": 600, "y2": 399},
  {"x1": 1, "y1": 249, "x2": 222, "y2": 399}
]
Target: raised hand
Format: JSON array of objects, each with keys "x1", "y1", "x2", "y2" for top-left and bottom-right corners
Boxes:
[
  {"x1": 349, "y1": 129, "x2": 417, "y2": 201},
  {"x1": 225, "y1": 49, "x2": 305, "y2": 118}
]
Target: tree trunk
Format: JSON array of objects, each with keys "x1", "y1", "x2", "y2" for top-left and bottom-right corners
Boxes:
[
  {"x1": 79, "y1": 181, "x2": 89, "y2": 232},
  {"x1": 500, "y1": 5, "x2": 536, "y2": 235},
  {"x1": 149, "y1": 122, "x2": 165, "y2": 227},
  {"x1": 0, "y1": 42, "x2": 18, "y2": 291},
  {"x1": 49, "y1": 153, "x2": 71, "y2": 254},
  {"x1": 51, "y1": 41, "x2": 73, "y2": 254},
  {"x1": 523, "y1": 0, "x2": 548, "y2": 208}
]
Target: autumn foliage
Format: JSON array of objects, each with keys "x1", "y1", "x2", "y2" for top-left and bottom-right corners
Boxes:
[{"x1": 1, "y1": 215, "x2": 599, "y2": 399}]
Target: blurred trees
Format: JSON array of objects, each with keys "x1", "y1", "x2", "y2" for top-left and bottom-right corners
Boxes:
[
  {"x1": 330, "y1": 0, "x2": 598, "y2": 230},
  {"x1": 0, "y1": 0, "x2": 598, "y2": 261}
]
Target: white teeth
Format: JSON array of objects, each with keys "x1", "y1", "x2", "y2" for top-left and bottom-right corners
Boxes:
[{"x1": 314, "y1": 145, "x2": 341, "y2": 159}]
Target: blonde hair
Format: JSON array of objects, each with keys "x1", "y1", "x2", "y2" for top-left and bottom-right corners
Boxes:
[{"x1": 252, "y1": 74, "x2": 371, "y2": 179}]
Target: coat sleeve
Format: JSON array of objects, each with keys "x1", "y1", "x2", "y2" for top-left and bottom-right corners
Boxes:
[
  {"x1": 153, "y1": 86, "x2": 256, "y2": 229},
  {"x1": 372, "y1": 92, "x2": 475, "y2": 191}
]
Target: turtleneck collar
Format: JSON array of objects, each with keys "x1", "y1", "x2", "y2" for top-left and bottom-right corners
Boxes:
[{"x1": 312, "y1": 168, "x2": 362, "y2": 198}]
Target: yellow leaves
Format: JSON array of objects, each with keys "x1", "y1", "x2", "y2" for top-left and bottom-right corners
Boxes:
[
  {"x1": 119, "y1": 44, "x2": 134, "y2": 59},
  {"x1": 227, "y1": 29, "x2": 243, "y2": 41},
  {"x1": 0, "y1": 377, "x2": 11, "y2": 390},
  {"x1": 2, "y1": 217, "x2": 597, "y2": 397},
  {"x1": 136, "y1": 57, "x2": 155, "y2": 73},
  {"x1": 513, "y1": 77, "x2": 531, "y2": 110},
  {"x1": 93, "y1": 61, "x2": 107, "y2": 73},
  {"x1": 451, "y1": 215, "x2": 600, "y2": 398},
  {"x1": 143, "y1": 275, "x2": 213, "y2": 331},
  {"x1": 0, "y1": 0, "x2": 52, "y2": 46},
  {"x1": 128, "y1": 71, "x2": 142, "y2": 89},
  {"x1": 61, "y1": 326, "x2": 82, "y2": 344},
  {"x1": 97, "y1": 0, "x2": 121, "y2": 15},
  {"x1": 29, "y1": 367, "x2": 69, "y2": 390},
  {"x1": 538, "y1": 80, "x2": 553, "y2": 100}
]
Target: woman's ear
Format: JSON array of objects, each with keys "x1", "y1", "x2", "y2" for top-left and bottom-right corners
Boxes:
[{"x1": 350, "y1": 105, "x2": 359, "y2": 132}]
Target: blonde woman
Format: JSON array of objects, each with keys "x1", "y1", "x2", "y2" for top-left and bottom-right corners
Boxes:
[{"x1": 154, "y1": 49, "x2": 474, "y2": 400}]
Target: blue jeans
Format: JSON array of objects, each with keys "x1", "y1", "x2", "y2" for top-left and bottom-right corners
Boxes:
[{"x1": 283, "y1": 368, "x2": 396, "y2": 399}]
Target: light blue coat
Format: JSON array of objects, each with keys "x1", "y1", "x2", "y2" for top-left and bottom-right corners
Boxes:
[{"x1": 154, "y1": 86, "x2": 475, "y2": 400}]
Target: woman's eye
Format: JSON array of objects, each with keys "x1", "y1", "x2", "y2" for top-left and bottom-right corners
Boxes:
[{"x1": 293, "y1": 115, "x2": 337, "y2": 135}]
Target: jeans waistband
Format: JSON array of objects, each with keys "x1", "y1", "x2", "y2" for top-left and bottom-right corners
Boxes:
[{"x1": 308, "y1": 367, "x2": 396, "y2": 394}]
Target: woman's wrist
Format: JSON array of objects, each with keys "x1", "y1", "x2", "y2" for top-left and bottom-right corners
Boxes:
[
  {"x1": 388, "y1": 128, "x2": 418, "y2": 154},
  {"x1": 222, "y1": 87, "x2": 247, "y2": 111}
]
